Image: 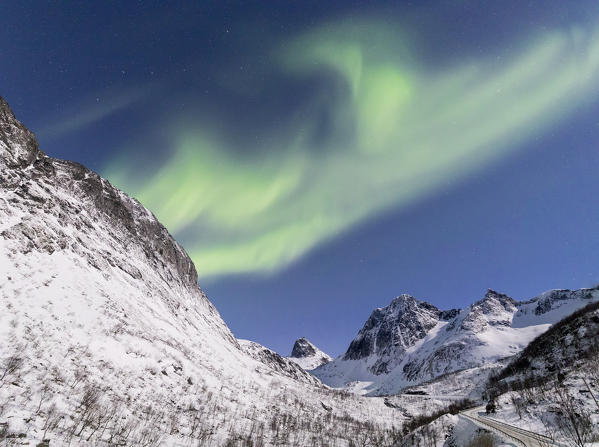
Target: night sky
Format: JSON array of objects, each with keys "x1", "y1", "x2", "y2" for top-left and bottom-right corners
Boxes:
[{"x1": 3, "y1": 1, "x2": 599, "y2": 356}]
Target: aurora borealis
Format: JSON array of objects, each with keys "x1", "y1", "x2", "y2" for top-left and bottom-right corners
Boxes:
[
  {"x1": 3, "y1": 1, "x2": 599, "y2": 355},
  {"x1": 105, "y1": 18, "x2": 599, "y2": 277}
]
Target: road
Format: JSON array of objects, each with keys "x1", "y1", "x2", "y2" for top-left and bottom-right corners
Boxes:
[{"x1": 460, "y1": 407, "x2": 560, "y2": 447}]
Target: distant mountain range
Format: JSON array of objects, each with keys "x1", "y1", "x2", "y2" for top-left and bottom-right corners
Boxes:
[{"x1": 310, "y1": 288, "x2": 599, "y2": 395}]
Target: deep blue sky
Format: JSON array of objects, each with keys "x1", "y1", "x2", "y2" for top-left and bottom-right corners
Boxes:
[{"x1": 2, "y1": 1, "x2": 599, "y2": 356}]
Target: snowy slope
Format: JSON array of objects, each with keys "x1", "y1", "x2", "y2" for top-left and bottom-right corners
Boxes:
[
  {"x1": 484, "y1": 300, "x2": 599, "y2": 445},
  {"x1": 0, "y1": 96, "x2": 402, "y2": 446},
  {"x1": 287, "y1": 337, "x2": 332, "y2": 371},
  {"x1": 314, "y1": 288, "x2": 599, "y2": 396}
]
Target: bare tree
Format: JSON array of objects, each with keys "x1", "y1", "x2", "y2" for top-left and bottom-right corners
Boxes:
[
  {"x1": 581, "y1": 373, "x2": 599, "y2": 411},
  {"x1": 553, "y1": 384, "x2": 596, "y2": 447},
  {"x1": 36, "y1": 383, "x2": 51, "y2": 414},
  {"x1": 71, "y1": 384, "x2": 101, "y2": 438},
  {"x1": 41, "y1": 404, "x2": 62, "y2": 441},
  {"x1": 510, "y1": 394, "x2": 523, "y2": 419},
  {"x1": 0, "y1": 354, "x2": 23, "y2": 387}
]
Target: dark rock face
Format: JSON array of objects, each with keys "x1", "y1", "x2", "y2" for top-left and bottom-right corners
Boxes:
[
  {"x1": 532, "y1": 287, "x2": 599, "y2": 316},
  {"x1": 343, "y1": 294, "x2": 442, "y2": 374},
  {"x1": 0, "y1": 95, "x2": 198, "y2": 289},
  {"x1": 291, "y1": 337, "x2": 317, "y2": 358},
  {"x1": 288, "y1": 338, "x2": 332, "y2": 370},
  {"x1": 0, "y1": 97, "x2": 41, "y2": 169},
  {"x1": 439, "y1": 309, "x2": 460, "y2": 321}
]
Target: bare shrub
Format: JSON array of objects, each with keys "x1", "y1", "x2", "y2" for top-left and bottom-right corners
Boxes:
[
  {"x1": 466, "y1": 431, "x2": 495, "y2": 447},
  {"x1": 0, "y1": 354, "x2": 23, "y2": 387},
  {"x1": 41, "y1": 403, "x2": 62, "y2": 441},
  {"x1": 553, "y1": 384, "x2": 596, "y2": 447}
]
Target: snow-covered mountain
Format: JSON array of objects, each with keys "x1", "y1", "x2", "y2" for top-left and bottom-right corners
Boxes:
[
  {"x1": 0, "y1": 96, "x2": 401, "y2": 445},
  {"x1": 481, "y1": 299, "x2": 599, "y2": 446},
  {"x1": 493, "y1": 298, "x2": 599, "y2": 388},
  {"x1": 313, "y1": 288, "x2": 599, "y2": 395},
  {"x1": 239, "y1": 339, "x2": 323, "y2": 385},
  {"x1": 287, "y1": 337, "x2": 332, "y2": 371}
]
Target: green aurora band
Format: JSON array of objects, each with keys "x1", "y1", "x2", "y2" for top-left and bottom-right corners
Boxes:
[{"x1": 105, "y1": 20, "x2": 599, "y2": 278}]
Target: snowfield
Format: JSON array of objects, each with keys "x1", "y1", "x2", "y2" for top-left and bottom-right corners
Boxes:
[{"x1": 0, "y1": 96, "x2": 402, "y2": 446}]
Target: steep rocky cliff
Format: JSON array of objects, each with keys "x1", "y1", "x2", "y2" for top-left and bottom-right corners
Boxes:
[{"x1": 0, "y1": 96, "x2": 400, "y2": 445}]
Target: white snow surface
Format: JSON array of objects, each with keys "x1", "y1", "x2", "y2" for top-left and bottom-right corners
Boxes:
[
  {"x1": 0, "y1": 97, "x2": 402, "y2": 446},
  {"x1": 490, "y1": 376, "x2": 599, "y2": 446},
  {"x1": 287, "y1": 355, "x2": 328, "y2": 371}
]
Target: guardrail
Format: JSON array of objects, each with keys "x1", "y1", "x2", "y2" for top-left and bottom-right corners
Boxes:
[
  {"x1": 460, "y1": 411, "x2": 527, "y2": 447},
  {"x1": 479, "y1": 414, "x2": 555, "y2": 444},
  {"x1": 460, "y1": 409, "x2": 566, "y2": 447}
]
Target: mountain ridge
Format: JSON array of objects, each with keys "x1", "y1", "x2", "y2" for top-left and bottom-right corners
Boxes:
[
  {"x1": 0, "y1": 96, "x2": 401, "y2": 445},
  {"x1": 1, "y1": 97, "x2": 200, "y2": 286},
  {"x1": 313, "y1": 286, "x2": 599, "y2": 395}
]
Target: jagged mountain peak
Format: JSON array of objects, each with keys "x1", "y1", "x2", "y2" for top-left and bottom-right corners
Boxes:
[
  {"x1": 288, "y1": 337, "x2": 332, "y2": 370},
  {"x1": 484, "y1": 288, "x2": 512, "y2": 300},
  {"x1": 366, "y1": 294, "x2": 439, "y2": 327},
  {"x1": 291, "y1": 337, "x2": 317, "y2": 358},
  {"x1": 387, "y1": 293, "x2": 437, "y2": 312},
  {"x1": 459, "y1": 289, "x2": 517, "y2": 332},
  {"x1": 389, "y1": 293, "x2": 418, "y2": 306},
  {"x1": 480, "y1": 289, "x2": 517, "y2": 307},
  {"x1": 0, "y1": 96, "x2": 234, "y2": 344},
  {"x1": 341, "y1": 294, "x2": 441, "y2": 373}
]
